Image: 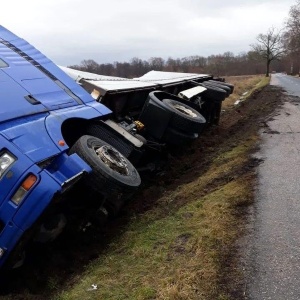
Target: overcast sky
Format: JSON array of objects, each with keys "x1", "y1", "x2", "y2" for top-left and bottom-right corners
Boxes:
[{"x1": 0, "y1": 0, "x2": 296, "y2": 66}]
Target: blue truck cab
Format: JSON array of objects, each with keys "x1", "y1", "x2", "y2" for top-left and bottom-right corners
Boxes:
[
  {"x1": 0, "y1": 26, "x2": 234, "y2": 269},
  {"x1": 0, "y1": 26, "x2": 138, "y2": 268}
]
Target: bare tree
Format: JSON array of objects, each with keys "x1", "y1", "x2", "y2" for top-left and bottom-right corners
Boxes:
[
  {"x1": 251, "y1": 28, "x2": 285, "y2": 77},
  {"x1": 284, "y1": 0, "x2": 300, "y2": 74},
  {"x1": 149, "y1": 57, "x2": 165, "y2": 71},
  {"x1": 80, "y1": 59, "x2": 99, "y2": 73},
  {"x1": 286, "y1": 0, "x2": 300, "y2": 49}
]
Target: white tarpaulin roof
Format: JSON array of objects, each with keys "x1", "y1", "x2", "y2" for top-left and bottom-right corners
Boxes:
[
  {"x1": 84, "y1": 79, "x2": 158, "y2": 91},
  {"x1": 60, "y1": 67, "x2": 211, "y2": 93},
  {"x1": 135, "y1": 70, "x2": 210, "y2": 84},
  {"x1": 59, "y1": 66, "x2": 128, "y2": 82}
]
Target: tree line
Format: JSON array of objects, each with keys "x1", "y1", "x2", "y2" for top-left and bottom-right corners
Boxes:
[
  {"x1": 69, "y1": 53, "x2": 270, "y2": 78},
  {"x1": 69, "y1": 1, "x2": 300, "y2": 78},
  {"x1": 283, "y1": 0, "x2": 300, "y2": 75}
]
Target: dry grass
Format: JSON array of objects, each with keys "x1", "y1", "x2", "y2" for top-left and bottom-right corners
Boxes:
[
  {"x1": 223, "y1": 75, "x2": 269, "y2": 109},
  {"x1": 57, "y1": 161, "x2": 254, "y2": 300}
]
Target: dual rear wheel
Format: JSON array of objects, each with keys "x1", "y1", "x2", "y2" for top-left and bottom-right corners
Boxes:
[{"x1": 160, "y1": 98, "x2": 205, "y2": 144}]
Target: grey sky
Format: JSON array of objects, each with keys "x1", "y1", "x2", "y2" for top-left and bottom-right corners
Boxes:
[{"x1": 1, "y1": 0, "x2": 296, "y2": 66}]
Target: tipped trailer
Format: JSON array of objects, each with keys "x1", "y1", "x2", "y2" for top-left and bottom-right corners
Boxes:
[
  {"x1": 61, "y1": 67, "x2": 233, "y2": 157},
  {"x1": 0, "y1": 26, "x2": 233, "y2": 269}
]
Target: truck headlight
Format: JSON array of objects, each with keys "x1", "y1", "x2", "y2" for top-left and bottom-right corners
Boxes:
[
  {"x1": 11, "y1": 174, "x2": 37, "y2": 206},
  {"x1": 0, "y1": 152, "x2": 15, "y2": 178}
]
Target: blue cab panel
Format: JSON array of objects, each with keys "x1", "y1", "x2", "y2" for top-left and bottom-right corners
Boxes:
[
  {"x1": 0, "y1": 25, "x2": 111, "y2": 124},
  {"x1": 0, "y1": 25, "x2": 111, "y2": 268}
]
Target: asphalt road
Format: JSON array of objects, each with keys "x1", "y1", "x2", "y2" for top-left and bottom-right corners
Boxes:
[{"x1": 245, "y1": 74, "x2": 300, "y2": 299}]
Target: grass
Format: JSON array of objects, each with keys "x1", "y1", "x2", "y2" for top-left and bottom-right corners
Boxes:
[
  {"x1": 58, "y1": 161, "x2": 254, "y2": 300},
  {"x1": 223, "y1": 75, "x2": 270, "y2": 108},
  {"x1": 56, "y1": 76, "x2": 268, "y2": 300}
]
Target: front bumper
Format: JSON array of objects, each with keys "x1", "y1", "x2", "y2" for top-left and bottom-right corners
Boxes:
[{"x1": 0, "y1": 152, "x2": 91, "y2": 268}]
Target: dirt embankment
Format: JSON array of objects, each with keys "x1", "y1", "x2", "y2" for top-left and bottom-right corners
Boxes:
[{"x1": 0, "y1": 83, "x2": 284, "y2": 300}]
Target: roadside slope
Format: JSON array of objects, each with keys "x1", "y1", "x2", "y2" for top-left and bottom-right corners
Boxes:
[
  {"x1": 0, "y1": 76, "x2": 281, "y2": 300},
  {"x1": 56, "y1": 77, "x2": 283, "y2": 300}
]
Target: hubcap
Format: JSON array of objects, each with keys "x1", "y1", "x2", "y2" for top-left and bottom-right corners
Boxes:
[
  {"x1": 95, "y1": 145, "x2": 129, "y2": 175},
  {"x1": 173, "y1": 104, "x2": 197, "y2": 118}
]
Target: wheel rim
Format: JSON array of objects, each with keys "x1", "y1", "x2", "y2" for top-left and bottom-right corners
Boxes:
[
  {"x1": 94, "y1": 145, "x2": 129, "y2": 175},
  {"x1": 173, "y1": 104, "x2": 197, "y2": 118}
]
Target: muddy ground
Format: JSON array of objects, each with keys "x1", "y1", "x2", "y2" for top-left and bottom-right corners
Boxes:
[{"x1": 0, "y1": 84, "x2": 284, "y2": 300}]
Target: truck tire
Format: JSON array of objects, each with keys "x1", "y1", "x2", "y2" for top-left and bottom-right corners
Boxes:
[
  {"x1": 87, "y1": 124, "x2": 133, "y2": 158},
  {"x1": 163, "y1": 127, "x2": 198, "y2": 145},
  {"x1": 4, "y1": 244, "x2": 26, "y2": 270},
  {"x1": 200, "y1": 83, "x2": 227, "y2": 101},
  {"x1": 69, "y1": 135, "x2": 141, "y2": 197},
  {"x1": 162, "y1": 99, "x2": 205, "y2": 133},
  {"x1": 203, "y1": 82, "x2": 230, "y2": 96},
  {"x1": 208, "y1": 80, "x2": 234, "y2": 94}
]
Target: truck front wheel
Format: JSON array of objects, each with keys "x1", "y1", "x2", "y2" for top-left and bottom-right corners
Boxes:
[{"x1": 70, "y1": 135, "x2": 141, "y2": 199}]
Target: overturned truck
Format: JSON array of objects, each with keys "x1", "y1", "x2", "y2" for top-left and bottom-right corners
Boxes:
[
  {"x1": 0, "y1": 26, "x2": 233, "y2": 268},
  {"x1": 60, "y1": 67, "x2": 233, "y2": 166}
]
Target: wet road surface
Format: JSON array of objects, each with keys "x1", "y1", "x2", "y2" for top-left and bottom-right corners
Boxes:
[{"x1": 245, "y1": 74, "x2": 300, "y2": 299}]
